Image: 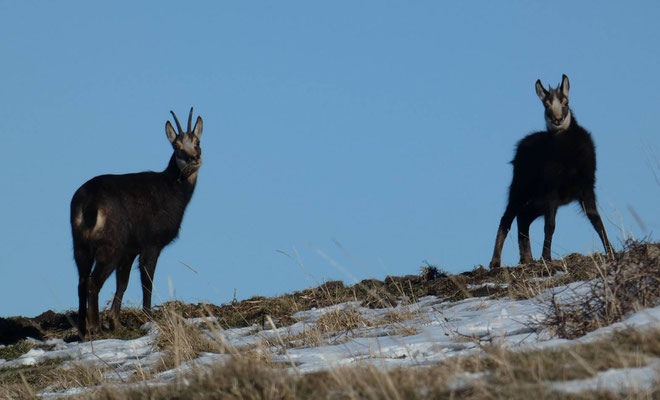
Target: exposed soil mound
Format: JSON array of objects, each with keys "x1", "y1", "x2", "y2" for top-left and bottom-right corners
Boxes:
[{"x1": 0, "y1": 317, "x2": 43, "y2": 345}]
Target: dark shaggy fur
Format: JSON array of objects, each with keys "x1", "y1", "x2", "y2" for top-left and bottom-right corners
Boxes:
[
  {"x1": 489, "y1": 75, "x2": 613, "y2": 269},
  {"x1": 71, "y1": 109, "x2": 203, "y2": 337}
]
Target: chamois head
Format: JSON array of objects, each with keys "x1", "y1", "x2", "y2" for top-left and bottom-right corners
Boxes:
[
  {"x1": 166, "y1": 108, "x2": 203, "y2": 181},
  {"x1": 535, "y1": 74, "x2": 571, "y2": 132}
]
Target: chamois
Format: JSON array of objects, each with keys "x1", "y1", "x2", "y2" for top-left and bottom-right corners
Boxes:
[
  {"x1": 71, "y1": 108, "x2": 203, "y2": 337},
  {"x1": 489, "y1": 75, "x2": 613, "y2": 269}
]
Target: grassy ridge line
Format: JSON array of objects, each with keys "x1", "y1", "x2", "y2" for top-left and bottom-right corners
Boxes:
[{"x1": 0, "y1": 245, "x2": 615, "y2": 346}]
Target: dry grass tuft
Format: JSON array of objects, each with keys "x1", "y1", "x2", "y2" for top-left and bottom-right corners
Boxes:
[
  {"x1": 315, "y1": 309, "x2": 372, "y2": 334},
  {"x1": 262, "y1": 308, "x2": 375, "y2": 351},
  {"x1": 0, "y1": 358, "x2": 67, "y2": 398},
  {"x1": 544, "y1": 240, "x2": 660, "y2": 338},
  {"x1": 378, "y1": 309, "x2": 417, "y2": 325},
  {"x1": 374, "y1": 308, "x2": 422, "y2": 336},
  {"x1": 153, "y1": 303, "x2": 222, "y2": 372},
  {"x1": 464, "y1": 327, "x2": 660, "y2": 382},
  {"x1": 49, "y1": 362, "x2": 111, "y2": 392},
  {"x1": 0, "y1": 358, "x2": 116, "y2": 398}
]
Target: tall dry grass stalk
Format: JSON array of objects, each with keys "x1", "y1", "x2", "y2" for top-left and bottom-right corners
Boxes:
[{"x1": 544, "y1": 241, "x2": 660, "y2": 338}]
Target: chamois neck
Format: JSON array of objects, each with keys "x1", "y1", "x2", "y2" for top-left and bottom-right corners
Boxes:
[
  {"x1": 163, "y1": 154, "x2": 198, "y2": 189},
  {"x1": 164, "y1": 154, "x2": 181, "y2": 179}
]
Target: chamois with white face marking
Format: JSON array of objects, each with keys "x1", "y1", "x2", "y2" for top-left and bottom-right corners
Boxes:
[
  {"x1": 489, "y1": 75, "x2": 613, "y2": 269},
  {"x1": 70, "y1": 108, "x2": 203, "y2": 338}
]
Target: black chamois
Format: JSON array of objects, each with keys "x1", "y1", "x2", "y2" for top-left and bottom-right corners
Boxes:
[
  {"x1": 489, "y1": 75, "x2": 613, "y2": 269},
  {"x1": 71, "y1": 108, "x2": 203, "y2": 338}
]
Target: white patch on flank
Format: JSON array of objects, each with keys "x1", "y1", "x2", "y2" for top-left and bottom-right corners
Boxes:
[
  {"x1": 91, "y1": 209, "x2": 105, "y2": 237},
  {"x1": 80, "y1": 208, "x2": 106, "y2": 239}
]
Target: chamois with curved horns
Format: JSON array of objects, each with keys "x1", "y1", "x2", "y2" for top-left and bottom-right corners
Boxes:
[
  {"x1": 71, "y1": 108, "x2": 203, "y2": 337},
  {"x1": 489, "y1": 75, "x2": 613, "y2": 269}
]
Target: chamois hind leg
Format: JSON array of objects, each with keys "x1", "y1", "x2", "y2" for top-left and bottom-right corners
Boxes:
[
  {"x1": 109, "y1": 252, "x2": 137, "y2": 331},
  {"x1": 138, "y1": 247, "x2": 162, "y2": 315},
  {"x1": 490, "y1": 202, "x2": 519, "y2": 269},
  {"x1": 87, "y1": 249, "x2": 120, "y2": 335},
  {"x1": 581, "y1": 193, "x2": 614, "y2": 258},
  {"x1": 74, "y1": 243, "x2": 94, "y2": 339},
  {"x1": 541, "y1": 204, "x2": 558, "y2": 261},
  {"x1": 516, "y1": 210, "x2": 535, "y2": 265}
]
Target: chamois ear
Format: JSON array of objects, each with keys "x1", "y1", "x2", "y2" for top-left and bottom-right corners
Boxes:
[
  {"x1": 165, "y1": 121, "x2": 178, "y2": 144},
  {"x1": 535, "y1": 79, "x2": 547, "y2": 101},
  {"x1": 560, "y1": 74, "x2": 570, "y2": 97},
  {"x1": 192, "y1": 116, "x2": 203, "y2": 140}
]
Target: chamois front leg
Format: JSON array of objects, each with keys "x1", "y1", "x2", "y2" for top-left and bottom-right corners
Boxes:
[{"x1": 139, "y1": 248, "x2": 162, "y2": 315}]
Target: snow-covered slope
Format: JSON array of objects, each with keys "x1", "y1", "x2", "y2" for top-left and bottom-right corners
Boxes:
[{"x1": 3, "y1": 279, "x2": 659, "y2": 398}]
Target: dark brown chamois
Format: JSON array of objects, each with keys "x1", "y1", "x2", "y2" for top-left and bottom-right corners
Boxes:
[
  {"x1": 489, "y1": 75, "x2": 613, "y2": 269},
  {"x1": 71, "y1": 108, "x2": 203, "y2": 337}
]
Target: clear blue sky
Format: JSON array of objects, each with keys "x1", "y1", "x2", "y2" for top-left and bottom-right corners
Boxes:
[{"x1": 1, "y1": 2, "x2": 659, "y2": 317}]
